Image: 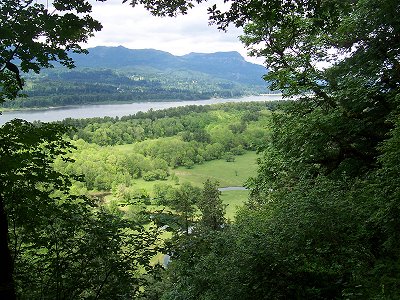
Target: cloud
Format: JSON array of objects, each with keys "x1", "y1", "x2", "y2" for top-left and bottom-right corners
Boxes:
[{"x1": 86, "y1": 0, "x2": 263, "y2": 64}]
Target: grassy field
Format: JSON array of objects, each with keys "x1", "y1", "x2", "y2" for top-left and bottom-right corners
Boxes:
[
  {"x1": 112, "y1": 145, "x2": 259, "y2": 189},
  {"x1": 173, "y1": 151, "x2": 259, "y2": 188},
  {"x1": 111, "y1": 146, "x2": 259, "y2": 217},
  {"x1": 221, "y1": 190, "x2": 249, "y2": 220},
  {"x1": 174, "y1": 152, "x2": 258, "y2": 217}
]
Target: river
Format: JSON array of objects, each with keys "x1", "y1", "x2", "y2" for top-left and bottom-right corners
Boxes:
[{"x1": 0, "y1": 94, "x2": 283, "y2": 125}]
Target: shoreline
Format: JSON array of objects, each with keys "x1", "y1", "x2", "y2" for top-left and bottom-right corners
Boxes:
[
  {"x1": 0, "y1": 93, "x2": 283, "y2": 113},
  {"x1": 0, "y1": 94, "x2": 284, "y2": 125}
]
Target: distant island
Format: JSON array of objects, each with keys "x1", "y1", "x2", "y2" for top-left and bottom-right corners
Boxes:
[{"x1": 3, "y1": 46, "x2": 270, "y2": 109}]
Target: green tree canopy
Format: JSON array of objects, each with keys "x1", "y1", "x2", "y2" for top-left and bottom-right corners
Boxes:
[
  {"x1": 0, "y1": 1, "x2": 104, "y2": 296},
  {"x1": 198, "y1": 179, "x2": 226, "y2": 231},
  {"x1": 2, "y1": 0, "x2": 400, "y2": 298},
  {"x1": 130, "y1": 0, "x2": 400, "y2": 298},
  {"x1": 0, "y1": 0, "x2": 103, "y2": 103}
]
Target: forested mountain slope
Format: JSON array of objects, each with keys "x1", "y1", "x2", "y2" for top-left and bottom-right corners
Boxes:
[
  {"x1": 70, "y1": 46, "x2": 267, "y2": 85},
  {"x1": 2, "y1": 46, "x2": 269, "y2": 109}
]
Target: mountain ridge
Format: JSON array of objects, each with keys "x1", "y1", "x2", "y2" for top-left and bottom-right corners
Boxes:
[
  {"x1": 70, "y1": 46, "x2": 267, "y2": 85},
  {"x1": 3, "y1": 46, "x2": 270, "y2": 109}
]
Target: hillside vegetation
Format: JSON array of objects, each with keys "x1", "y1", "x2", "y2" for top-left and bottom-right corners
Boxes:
[
  {"x1": 55, "y1": 102, "x2": 275, "y2": 197},
  {"x1": 2, "y1": 0, "x2": 400, "y2": 299},
  {"x1": 2, "y1": 47, "x2": 270, "y2": 109}
]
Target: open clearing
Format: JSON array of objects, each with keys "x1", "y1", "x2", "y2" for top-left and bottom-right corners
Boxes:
[
  {"x1": 173, "y1": 151, "x2": 259, "y2": 187},
  {"x1": 112, "y1": 146, "x2": 259, "y2": 217}
]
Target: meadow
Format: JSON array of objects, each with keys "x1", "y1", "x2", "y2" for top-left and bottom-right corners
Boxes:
[{"x1": 110, "y1": 148, "x2": 259, "y2": 217}]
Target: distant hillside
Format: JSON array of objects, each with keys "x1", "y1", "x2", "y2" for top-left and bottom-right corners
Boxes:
[
  {"x1": 70, "y1": 46, "x2": 267, "y2": 85},
  {"x1": 4, "y1": 46, "x2": 270, "y2": 109}
]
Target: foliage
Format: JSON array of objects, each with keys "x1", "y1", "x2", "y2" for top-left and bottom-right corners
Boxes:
[
  {"x1": 197, "y1": 179, "x2": 226, "y2": 231},
  {"x1": 155, "y1": 180, "x2": 229, "y2": 300},
  {"x1": 61, "y1": 101, "x2": 277, "y2": 147},
  {"x1": 0, "y1": 0, "x2": 103, "y2": 104},
  {"x1": 0, "y1": 120, "x2": 161, "y2": 299},
  {"x1": 164, "y1": 182, "x2": 201, "y2": 234},
  {"x1": 130, "y1": 0, "x2": 400, "y2": 298},
  {"x1": 0, "y1": 119, "x2": 78, "y2": 298},
  {"x1": 2, "y1": 0, "x2": 398, "y2": 298},
  {"x1": 239, "y1": 0, "x2": 400, "y2": 297},
  {"x1": 52, "y1": 103, "x2": 273, "y2": 194},
  {"x1": 0, "y1": 1, "x2": 104, "y2": 297}
]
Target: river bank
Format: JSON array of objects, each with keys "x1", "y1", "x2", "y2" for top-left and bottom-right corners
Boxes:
[{"x1": 0, "y1": 94, "x2": 283, "y2": 125}]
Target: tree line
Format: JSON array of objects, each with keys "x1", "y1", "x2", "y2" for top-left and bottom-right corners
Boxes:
[
  {"x1": 54, "y1": 102, "x2": 275, "y2": 193},
  {"x1": 1, "y1": 68, "x2": 264, "y2": 109}
]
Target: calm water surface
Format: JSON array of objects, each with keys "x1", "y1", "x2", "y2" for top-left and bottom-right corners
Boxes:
[{"x1": 0, "y1": 94, "x2": 283, "y2": 125}]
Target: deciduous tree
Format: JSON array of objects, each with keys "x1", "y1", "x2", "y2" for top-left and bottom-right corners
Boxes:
[
  {"x1": 0, "y1": 0, "x2": 103, "y2": 102},
  {"x1": 1, "y1": 1, "x2": 102, "y2": 297},
  {"x1": 129, "y1": 0, "x2": 400, "y2": 297}
]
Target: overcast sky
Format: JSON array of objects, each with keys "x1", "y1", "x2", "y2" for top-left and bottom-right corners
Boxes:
[{"x1": 85, "y1": 0, "x2": 263, "y2": 64}]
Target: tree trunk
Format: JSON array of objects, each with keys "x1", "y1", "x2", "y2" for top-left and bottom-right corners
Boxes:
[{"x1": 0, "y1": 194, "x2": 16, "y2": 300}]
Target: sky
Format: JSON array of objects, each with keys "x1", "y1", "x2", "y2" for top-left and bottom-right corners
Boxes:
[{"x1": 85, "y1": 0, "x2": 264, "y2": 64}]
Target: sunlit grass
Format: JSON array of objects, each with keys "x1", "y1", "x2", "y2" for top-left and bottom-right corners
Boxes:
[
  {"x1": 107, "y1": 147, "x2": 258, "y2": 219},
  {"x1": 221, "y1": 190, "x2": 249, "y2": 221},
  {"x1": 173, "y1": 151, "x2": 259, "y2": 187}
]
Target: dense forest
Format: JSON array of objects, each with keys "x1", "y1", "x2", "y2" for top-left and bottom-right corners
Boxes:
[
  {"x1": 1, "y1": 99, "x2": 276, "y2": 299},
  {"x1": 56, "y1": 102, "x2": 276, "y2": 193},
  {"x1": 1, "y1": 0, "x2": 400, "y2": 299}
]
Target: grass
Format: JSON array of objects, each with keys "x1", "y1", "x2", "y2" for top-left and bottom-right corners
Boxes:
[
  {"x1": 173, "y1": 151, "x2": 259, "y2": 188},
  {"x1": 109, "y1": 146, "x2": 259, "y2": 218},
  {"x1": 113, "y1": 153, "x2": 256, "y2": 266},
  {"x1": 221, "y1": 190, "x2": 249, "y2": 220},
  {"x1": 114, "y1": 146, "x2": 259, "y2": 189},
  {"x1": 111, "y1": 146, "x2": 259, "y2": 190}
]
